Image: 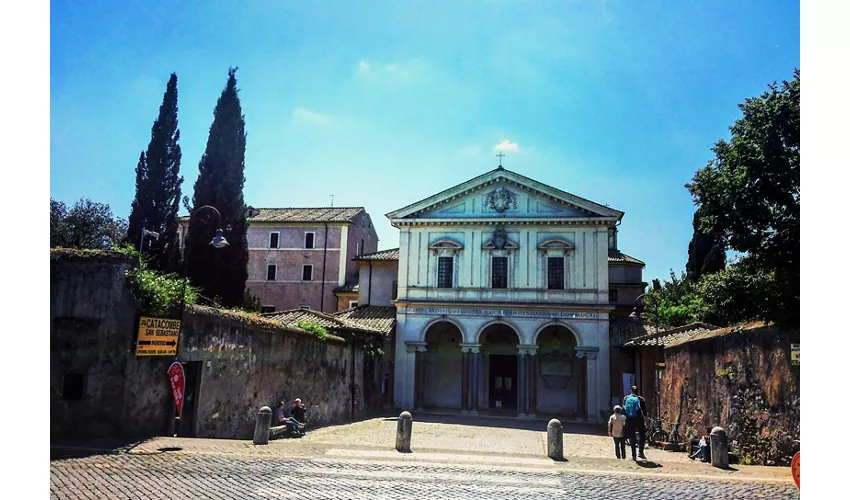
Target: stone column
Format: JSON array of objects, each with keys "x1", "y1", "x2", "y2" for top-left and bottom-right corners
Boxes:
[
  {"x1": 575, "y1": 350, "x2": 588, "y2": 420},
  {"x1": 460, "y1": 344, "x2": 471, "y2": 413},
  {"x1": 406, "y1": 342, "x2": 427, "y2": 411},
  {"x1": 577, "y1": 347, "x2": 600, "y2": 422},
  {"x1": 469, "y1": 344, "x2": 481, "y2": 414},
  {"x1": 516, "y1": 348, "x2": 527, "y2": 416},
  {"x1": 525, "y1": 345, "x2": 539, "y2": 417}
]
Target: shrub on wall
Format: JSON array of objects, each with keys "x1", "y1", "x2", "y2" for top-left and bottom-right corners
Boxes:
[
  {"x1": 297, "y1": 321, "x2": 328, "y2": 340},
  {"x1": 117, "y1": 245, "x2": 198, "y2": 317}
]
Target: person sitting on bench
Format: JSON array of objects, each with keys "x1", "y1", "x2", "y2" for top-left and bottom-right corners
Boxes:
[
  {"x1": 275, "y1": 401, "x2": 303, "y2": 436},
  {"x1": 290, "y1": 398, "x2": 307, "y2": 433}
]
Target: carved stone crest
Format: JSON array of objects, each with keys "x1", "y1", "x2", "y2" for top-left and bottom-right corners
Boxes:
[
  {"x1": 493, "y1": 227, "x2": 508, "y2": 249},
  {"x1": 484, "y1": 187, "x2": 518, "y2": 213}
]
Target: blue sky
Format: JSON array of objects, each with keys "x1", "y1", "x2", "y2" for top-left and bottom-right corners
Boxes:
[{"x1": 50, "y1": 0, "x2": 799, "y2": 283}]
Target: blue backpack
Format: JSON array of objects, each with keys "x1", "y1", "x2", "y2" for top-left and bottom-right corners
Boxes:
[{"x1": 624, "y1": 395, "x2": 641, "y2": 418}]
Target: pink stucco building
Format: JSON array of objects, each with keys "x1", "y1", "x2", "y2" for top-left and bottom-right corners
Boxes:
[{"x1": 243, "y1": 207, "x2": 379, "y2": 313}]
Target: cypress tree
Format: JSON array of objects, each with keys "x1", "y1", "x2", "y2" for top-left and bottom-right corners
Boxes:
[
  {"x1": 686, "y1": 211, "x2": 726, "y2": 281},
  {"x1": 185, "y1": 67, "x2": 248, "y2": 307},
  {"x1": 127, "y1": 73, "x2": 183, "y2": 271}
]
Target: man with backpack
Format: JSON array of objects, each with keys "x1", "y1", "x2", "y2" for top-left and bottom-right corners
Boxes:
[{"x1": 622, "y1": 386, "x2": 648, "y2": 460}]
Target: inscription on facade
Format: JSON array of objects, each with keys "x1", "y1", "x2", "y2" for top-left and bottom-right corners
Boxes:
[{"x1": 408, "y1": 307, "x2": 599, "y2": 319}]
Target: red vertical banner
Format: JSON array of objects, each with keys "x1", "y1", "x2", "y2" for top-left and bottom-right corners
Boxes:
[{"x1": 168, "y1": 362, "x2": 186, "y2": 417}]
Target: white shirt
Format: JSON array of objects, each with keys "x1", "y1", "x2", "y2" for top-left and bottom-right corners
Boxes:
[{"x1": 609, "y1": 414, "x2": 626, "y2": 438}]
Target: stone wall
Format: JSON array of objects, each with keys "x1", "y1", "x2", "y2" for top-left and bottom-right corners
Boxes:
[
  {"x1": 660, "y1": 324, "x2": 800, "y2": 466},
  {"x1": 50, "y1": 249, "x2": 384, "y2": 440},
  {"x1": 50, "y1": 249, "x2": 174, "y2": 438}
]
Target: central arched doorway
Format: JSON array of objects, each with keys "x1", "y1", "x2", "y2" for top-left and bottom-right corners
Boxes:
[
  {"x1": 423, "y1": 321, "x2": 463, "y2": 409},
  {"x1": 535, "y1": 324, "x2": 581, "y2": 416},
  {"x1": 479, "y1": 323, "x2": 520, "y2": 411}
]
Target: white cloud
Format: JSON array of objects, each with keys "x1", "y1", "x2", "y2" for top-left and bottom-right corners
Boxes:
[
  {"x1": 493, "y1": 139, "x2": 519, "y2": 152},
  {"x1": 355, "y1": 59, "x2": 427, "y2": 84},
  {"x1": 291, "y1": 107, "x2": 329, "y2": 125}
]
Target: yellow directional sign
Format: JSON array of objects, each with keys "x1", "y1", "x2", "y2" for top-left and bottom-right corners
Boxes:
[
  {"x1": 791, "y1": 343, "x2": 800, "y2": 366},
  {"x1": 135, "y1": 317, "x2": 181, "y2": 356}
]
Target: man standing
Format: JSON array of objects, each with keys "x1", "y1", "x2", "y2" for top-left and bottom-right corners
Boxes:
[{"x1": 622, "y1": 386, "x2": 648, "y2": 460}]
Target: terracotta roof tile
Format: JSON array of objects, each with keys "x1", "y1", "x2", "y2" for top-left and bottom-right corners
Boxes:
[
  {"x1": 608, "y1": 250, "x2": 645, "y2": 266},
  {"x1": 354, "y1": 248, "x2": 400, "y2": 261},
  {"x1": 261, "y1": 309, "x2": 346, "y2": 330},
  {"x1": 623, "y1": 322, "x2": 719, "y2": 348},
  {"x1": 333, "y1": 305, "x2": 397, "y2": 335},
  {"x1": 664, "y1": 321, "x2": 775, "y2": 349},
  {"x1": 246, "y1": 207, "x2": 363, "y2": 223}
]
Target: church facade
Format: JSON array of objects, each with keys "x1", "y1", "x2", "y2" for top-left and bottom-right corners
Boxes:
[{"x1": 388, "y1": 167, "x2": 629, "y2": 422}]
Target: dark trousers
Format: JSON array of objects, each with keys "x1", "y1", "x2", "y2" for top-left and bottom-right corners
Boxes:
[
  {"x1": 624, "y1": 417, "x2": 646, "y2": 458},
  {"x1": 613, "y1": 437, "x2": 626, "y2": 459}
]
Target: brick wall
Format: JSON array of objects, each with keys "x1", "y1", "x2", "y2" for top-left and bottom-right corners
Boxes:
[{"x1": 660, "y1": 325, "x2": 800, "y2": 466}]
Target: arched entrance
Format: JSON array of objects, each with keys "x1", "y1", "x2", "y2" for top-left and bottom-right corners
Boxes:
[
  {"x1": 536, "y1": 324, "x2": 582, "y2": 416},
  {"x1": 423, "y1": 321, "x2": 463, "y2": 409},
  {"x1": 479, "y1": 323, "x2": 520, "y2": 411}
]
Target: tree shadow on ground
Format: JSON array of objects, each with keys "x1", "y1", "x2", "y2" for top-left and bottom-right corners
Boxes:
[
  {"x1": 50, "y1": 435, "x2": 153, "y2": 461},
  {"x1": 379, "y1": 411, "x2": 607, "y2": 436}
]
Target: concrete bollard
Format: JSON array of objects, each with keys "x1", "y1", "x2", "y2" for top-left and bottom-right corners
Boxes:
[
  {"x1": 396, "y1": 411, "x2": 413, "y2": 452},
  {"x1": 253, "y1": 406, "x2": 273, "y2": 445},
  {"x1": 547, "y1": 418, "x2": 564, "y2": 460},
  {"x1": 710, "y1": 426, "x2": 729, "y2": 469}
]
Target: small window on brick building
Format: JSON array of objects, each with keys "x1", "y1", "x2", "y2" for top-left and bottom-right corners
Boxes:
[
  {"x1": 260, "y1": 306, "x2": 275, "y2": 314},
  {"x1": 609, "y1": 289, "x2": 618, "y2": 303},
  {"x1": 304, "y1": 232, "x2": 315, "y2": 249},
  {"x1": 61, "y1": 373, "x2": 85, "y2": 401},
  {"x1": 392, "y1": 281, "x2": 398, "y2": 300},
  {"x1": 269, "y1": 232, "x2": 279, "y2": 249},
  {"x1": 547, "y1": 257, "x2": 565, "y2": 290},
  {"x1": 267, "y1": 264, "x2": 277, "y2": 281},
  {"x1": 302, "y1": 265, "x2": 313, "y2": 281},
  {"x1": 350, "y1": 301, "x2": 359, "y2": 308}
]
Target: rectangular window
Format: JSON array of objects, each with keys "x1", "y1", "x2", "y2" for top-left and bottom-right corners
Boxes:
[
  {"x1": 304, "y1": 232, "x2": 315, "y2": 249},
  {"x1": 269, "y1": 232, "x2": 279, "y2": 249},
  {"x1": 437, "y1": 256, "x2": 453, "y2": 288},
  {"x1": 392, "y1": 280, "x2": 398, "y2": 300},
  {"x1": 492, "y1": 256, "x2": 508, "y2": 289},
  {"x1": 266, "y1": 264, "x2": 277, "y2": 281},
  {"x1": 609, "y1": 289, "x2": 618, "y2": 303},
  {"x1": 547, "y1": 257, "x2": 565, "y2": 290},
  {"x1": 260, "y1": 306, "x2": 275, "y2": 314},
  {"x1": 356, "y1": 240, "x2": 363, "y2": 256},
  {"x1": 350, "y1": 301, "x2": 359, "y2": 308},
  {"x1": 302, "y1": 265, "x2": 313, "y2": 281}
]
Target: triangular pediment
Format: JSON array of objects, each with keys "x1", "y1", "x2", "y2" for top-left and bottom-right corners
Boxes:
[{"x1": 386, "y1": 167, "x2": 623, "y2": 222}]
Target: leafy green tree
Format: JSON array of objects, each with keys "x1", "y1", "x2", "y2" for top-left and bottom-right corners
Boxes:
[
  {"x1": 185, "y1": 68, "x2": 249, "y2": 307},
  {"x1": 641, "y1": 271, "x2": 709, "y2": 327},
  {"x1": 697, "y1": 259, "x2": 780, "y2": 327},
  {"x1": 50, "y1": 198, "x2": 127, "y2": 249},
  {"x1": 127, "y1": 73, "x2": 184, "y2": 272},
  {"x1": 686, "y1": 69, "x2": 799, "y2": 328}
]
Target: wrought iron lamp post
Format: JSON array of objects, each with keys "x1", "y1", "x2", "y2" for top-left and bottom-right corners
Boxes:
[{"x1": 179, "y1": 205, "x2": 229, "y2": 317}]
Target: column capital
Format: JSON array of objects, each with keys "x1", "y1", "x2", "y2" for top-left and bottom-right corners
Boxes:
[
  {"x1": 576, "y1": 347, "x2": 599, "y2": 360},
  {"x1": 460, "y1": 343, "x2": 481, "y2": 354},
  {"x1": 517, "y1": 344, "x2": 539, "y2": 355},
  {"x1": 406, "y1": 341, "x2": 428, "y2": 353}
]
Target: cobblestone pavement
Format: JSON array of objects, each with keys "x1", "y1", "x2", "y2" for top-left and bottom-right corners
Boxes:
[{"x1": 51, "y1": 449, "x2": 799, "y2": 499}]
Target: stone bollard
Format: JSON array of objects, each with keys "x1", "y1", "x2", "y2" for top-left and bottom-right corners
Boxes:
[
  {"x1": 253, "y1": 406, "x2": 273, "y2": 445},
  {"x1": 396, "y1": 411, "x2": 413, "y2": 452},
  {"x1": 710, "y1": 426, "x2": 729, "y2": 469},
  {"x1": 547, "y1": 418, "x2": 564, "y2": 460}
]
